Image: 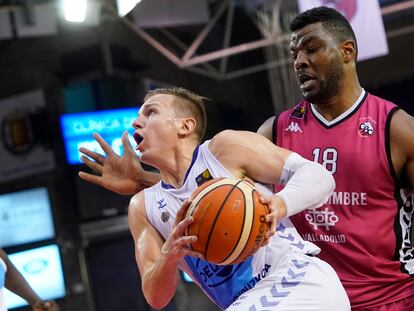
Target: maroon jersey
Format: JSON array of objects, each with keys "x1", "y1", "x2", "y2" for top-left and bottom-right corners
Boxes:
[{"x1": 275, "y1": 90, "x2": 414, "y2": 309}]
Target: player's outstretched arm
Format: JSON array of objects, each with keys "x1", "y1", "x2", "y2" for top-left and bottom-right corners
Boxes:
[
  {"x1": 209, "y1": 130, "x2": 335, "y2": 240},
  {"x1": 128, "y1": 194, "x2": 202, "y2": 309},
  {"x1": 78, "y1": 131, "x2": 160, "y2": 195},
  {"x1": 0, "y1": 249, "x2": 60, "y2": 311}
]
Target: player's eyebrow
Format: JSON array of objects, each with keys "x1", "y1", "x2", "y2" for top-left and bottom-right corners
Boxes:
[
  {"x1": 290, "y1": 35, "x2": 321, "y2": 51},
  {"x1": 139, "y1": 103, "x2": 159, "y2": 116}
]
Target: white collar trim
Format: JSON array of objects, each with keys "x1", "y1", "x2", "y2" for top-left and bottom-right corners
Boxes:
[{"x1": 310, "y1": 88, "x2": 366, "y2": 126}]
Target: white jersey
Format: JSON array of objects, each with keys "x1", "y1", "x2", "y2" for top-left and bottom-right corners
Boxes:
[
  {"x1": 0, "y1": 257, "x2": 7, "y2": 311},
  {"x1": 144, "y1": 140, "x2": 321, "y2": 309}
]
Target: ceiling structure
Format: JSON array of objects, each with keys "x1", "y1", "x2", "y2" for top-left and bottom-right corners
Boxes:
[
  {"x1": 2, "y1": 0, "x2": 414, "y2": 81},
  {"x1": 2, "y1": 0, "x2": 414, "y2": 111},
  {"x1": 102, "y1": 0, "x2": 414, "y2": 111},
  {"x1": 109, "y1": 0, "x2": 414, "y2": 80},
  {"x1": 2, "y1": 1, "x2": 414, "y2": 75}
]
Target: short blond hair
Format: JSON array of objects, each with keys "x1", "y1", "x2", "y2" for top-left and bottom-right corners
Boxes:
[{"x1": 144, "y1": 87, "x2": 208, "y2": 141}]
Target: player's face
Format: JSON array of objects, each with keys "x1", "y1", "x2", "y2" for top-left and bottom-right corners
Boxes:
[
  {"x1": 132, "y1": 94, "x2": 179, "y2": 164},
  {"x1": 290, "y1": 22, "x2": 344, "y2": 103}
]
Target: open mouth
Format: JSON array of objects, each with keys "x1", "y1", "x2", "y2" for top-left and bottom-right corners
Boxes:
[
  {"x1": 133, "y1": 132, "x2": 143, "y2": 149},
  {"x1": 298, "y1": 73, "x2": 315, "y2": 90}
]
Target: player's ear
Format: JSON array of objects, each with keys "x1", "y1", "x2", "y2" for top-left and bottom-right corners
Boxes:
[
  {"x1": 177, "y1": 117, "x2": 196, "y2": 136},
  {"x1": 342, "y1": 40, "x2": 356, "y2": 63}
]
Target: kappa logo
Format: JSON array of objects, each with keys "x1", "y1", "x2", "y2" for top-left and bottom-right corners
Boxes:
[{"x1": 285, "y1": 122, "x2": 302, "y2": 133}]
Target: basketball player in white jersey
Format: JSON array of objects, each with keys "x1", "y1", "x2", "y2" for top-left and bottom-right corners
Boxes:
[
  {"x1": 0, "y1": 249, "x2": 59, "y2": 311},
  {"x1": 79, "y1": 87, "x2": 349, "y2": 310}
]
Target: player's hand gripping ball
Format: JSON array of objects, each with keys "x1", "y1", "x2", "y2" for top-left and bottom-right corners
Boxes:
[{"x1": 185, "y1": 177, "x2": 269, "y2": 265}]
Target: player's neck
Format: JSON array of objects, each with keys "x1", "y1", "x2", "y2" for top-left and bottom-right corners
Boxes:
[
  {"x1": 313, "y1": 82, "x2": 362, "y2": 121},
  {"x1": 159, "y1": 142, "x2": 199, "y2": 189}
]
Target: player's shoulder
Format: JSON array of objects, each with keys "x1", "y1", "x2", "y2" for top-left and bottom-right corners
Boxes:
[
  {"x1": 366, "y1": 92, "x2": 394, "y2": 104},
  {"x1": 279, "y1": 101, "x2": 308, "y2": 121},
  {"x1": 209, "y1": 130, "x2": 267, "y2": 162},
  {"x1": 390, "y1": 109, "x2": 414, "y2": 136},
  {"x1": 257, "y1": 116, "x2": 276, "y2": 141},
  {"x1": 128, "y1": 190, "x2": 156, "y2": 239},
  {"x1": 370, "y1": 91, "x2": 414, "y2": 134},
  {"x1": 209, "y1": 129, "x2": 235, "y2": 146},
  {"x1": 129, "y1": 191, "x2": 147, "y2": 216},
  {"x1": 210, "y1": 130, "x2": 263, "y2": 146},
  {"x1": 365, "y1": 92, "x2": 398, "y2": 113}
]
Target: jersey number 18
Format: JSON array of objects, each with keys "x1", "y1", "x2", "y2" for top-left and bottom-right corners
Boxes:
[{"x1": 312, "y1": 148, "x2": 338, "y2": 174}]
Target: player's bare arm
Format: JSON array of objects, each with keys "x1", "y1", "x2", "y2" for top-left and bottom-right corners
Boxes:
[
  {"x1": 209, "y1": 130, "x2": 290, "y2": 184},
  {"x1": 390, "y1": 109, "x2": 414, "y2": 188},
  {"x1": 79, "y1": 131, "x2": 160, "y2": 195},
  {"x1": 208, "y1": 130, "x2": 335, "y2": 243},
  {"x1": 128, "y1": 193, "x2": 201, "y2": 309}
]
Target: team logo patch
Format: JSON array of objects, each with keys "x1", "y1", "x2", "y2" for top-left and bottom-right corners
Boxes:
[
  {"x1": 358, "y1": 117, "x2": 376, "y2": 137},
  {"x1": 160, "y1": 211, "x2": 170, "y2": 223},
  {"x1": 359, "y1": 122, "x2": 374, "y2": 136},
  {"x1": 196, "y1": 169, "x2": 213, "y2": 186},
  {"x1": 290, "y1": 105, "x2": 305, "y2": 119}
]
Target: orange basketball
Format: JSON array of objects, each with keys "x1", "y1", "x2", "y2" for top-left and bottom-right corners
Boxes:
[{"x1": 185, "y1": 177, "x2": 269, "y2": 265}]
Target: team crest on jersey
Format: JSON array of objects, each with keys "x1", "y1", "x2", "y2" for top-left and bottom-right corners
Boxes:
[
  {"x1": 160, "y1": 211, "x2": 170, "y2": 223},
  {"x1": 290, "y1": 105, "x2": 305, "y2": 119},
  {"x1": 196, "y1": 169, "x2": 213, "y2": 186},
  {"x1": 358, "y1": 117, "x2": 376, "y2": 137}
]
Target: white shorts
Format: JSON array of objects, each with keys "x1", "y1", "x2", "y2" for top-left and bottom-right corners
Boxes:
[{"x1": 225, "y1": 252, "x2": 350, "y2": 311}]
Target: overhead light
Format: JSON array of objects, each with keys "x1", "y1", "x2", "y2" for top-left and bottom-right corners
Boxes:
[
  {"x1": 63, "y1": 0, "x2": 87, "y2": 23},
  {"x1": 116, "y1": 0, "x2": 142, "y2": 17}
]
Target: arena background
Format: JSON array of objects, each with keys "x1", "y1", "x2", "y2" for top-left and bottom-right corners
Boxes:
[{"x1": 0, "y1": 1, "x2": 413, "y2": 310}]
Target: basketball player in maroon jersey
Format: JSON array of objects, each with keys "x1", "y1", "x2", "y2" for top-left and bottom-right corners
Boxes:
[
  {"x1": 78, "y1": 6, "x2": 414, "y2": 311},
  {"x1": 257, "y1": 6, "x2": 414, "y2": 311}
]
